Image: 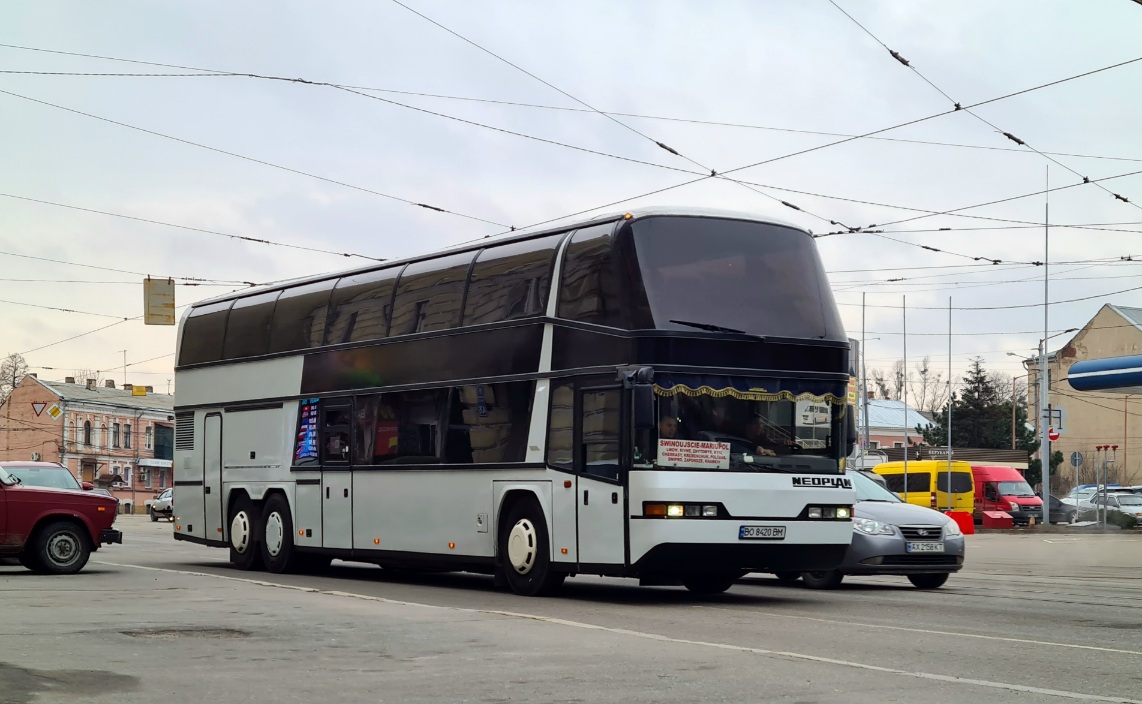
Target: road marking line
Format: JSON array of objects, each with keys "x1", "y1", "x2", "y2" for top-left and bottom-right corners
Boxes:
[
  {"x1": 697, "y1": 605, "x2": 1142, "y2": 656},
  {"x1": 93, "y1": 560, "x2": 1142, "y2": 704}
]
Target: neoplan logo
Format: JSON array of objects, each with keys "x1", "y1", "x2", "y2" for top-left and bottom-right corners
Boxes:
[{"x1": 792, "y1": 477, "x2": 852, "y2": 489}]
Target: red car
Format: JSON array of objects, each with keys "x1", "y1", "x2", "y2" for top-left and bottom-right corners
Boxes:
[{"x1": 0, "y1": 461, "x2": 122, "y2": 574}]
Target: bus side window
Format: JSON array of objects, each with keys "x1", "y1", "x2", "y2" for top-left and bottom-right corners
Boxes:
[
  {"x1": 445, "y1": 383, "x2": 534, "y2": 465},
  {"x1": 581, "y1": 389, "x2": 621, "y2": 481},
  {"x1": 547, "y1": 383, "x2": 574, "y2": 470},
  {"x1": 322, "y1": 405, "x2": 351, "y2": 465}
]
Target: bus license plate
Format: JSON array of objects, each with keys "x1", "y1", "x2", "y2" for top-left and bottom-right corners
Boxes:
[
  {"x1": 906, "y1": 542, "x2": 945, "y2": 553},
  {"x1": 739, "y1": 525, "x2": 786, "y2": 540}
]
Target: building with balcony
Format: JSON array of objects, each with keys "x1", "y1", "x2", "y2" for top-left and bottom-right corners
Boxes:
[{"x1": 0, "y1": 375, "x2": 174, "y2": 514}]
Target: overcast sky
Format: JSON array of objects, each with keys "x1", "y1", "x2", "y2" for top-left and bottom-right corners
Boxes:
[{"x1": 2, "y1": 0, "x2": 1141, "y2": 395}]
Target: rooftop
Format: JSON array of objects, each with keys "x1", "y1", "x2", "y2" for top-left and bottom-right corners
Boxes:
[
  {"x1": 34, "y1": 378, "x2": 174, "y2": 413},
  {"x1": 863, "y1": 398, "x2": 933, "y2": 430}
]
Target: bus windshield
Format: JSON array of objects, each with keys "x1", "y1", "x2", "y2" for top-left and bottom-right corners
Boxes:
[
  {"x1": 630, "y1": 216, "x2": 844, "y2": 340},
  {"x1": 640, "y1": 387, "x2": 844, "y2": 473}
]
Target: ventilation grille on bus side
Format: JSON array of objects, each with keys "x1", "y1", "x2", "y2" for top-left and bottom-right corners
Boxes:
[{"x1": 175, "y1": 412, "x2": 194, "y2": 451}]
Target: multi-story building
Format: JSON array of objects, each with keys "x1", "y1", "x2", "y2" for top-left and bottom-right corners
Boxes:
[
  {"x1": 1025, "y1": 304, "x2": 1142, "y2": 489},
  {"x1": 0, "y1": 375, "x2": 174, "y2": 514}
]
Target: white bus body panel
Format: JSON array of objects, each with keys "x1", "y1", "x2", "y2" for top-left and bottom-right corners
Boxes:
[
  {"x1": 627, "y1": 471, "x2": 854, "y2": 564},
  {"x1": 576, "y1": 476, "x2": 625, "y2": 565},
  {"x1": 175, "y1": 356, "x2": 303, "y2": 407},
  {"x1": 293, "y1": 473, "x2": 323, "y2": 547},
  {"x1": 203, "y1": 414, "x2": 224, "y2": 540},
  {"x1": 322, "y1": 472, "x2": 353, "y2": 549}
]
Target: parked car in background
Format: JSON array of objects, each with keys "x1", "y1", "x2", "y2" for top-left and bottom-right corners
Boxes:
[
  {"x1": 1088, "y1": 492, "x2": 1142, "y2": 520},
  {"x1": 0, "y1": 461, "x2": 122, "y2": 574},
  {"x1": 150, "y1": 488, "x2": 173, "y2": 522},
  {"x1": 1047, "y1": 495, "x2": 1077, "y2": 523},
  {"x1": 1076, "y1": 489, "x2": 1136, "y2": 510},
  {"x1": 775, "y1": 470, "x2": 965, "y2": 590}
]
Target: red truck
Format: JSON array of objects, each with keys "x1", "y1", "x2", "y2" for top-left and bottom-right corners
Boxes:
[{"x1": 0, "y1": 461, "x2": 122, "y2": 574}]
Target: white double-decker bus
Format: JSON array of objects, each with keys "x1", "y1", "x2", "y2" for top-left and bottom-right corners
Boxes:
[{"x1": 172, "y1": 207, "x2": 857, "y2": 595}]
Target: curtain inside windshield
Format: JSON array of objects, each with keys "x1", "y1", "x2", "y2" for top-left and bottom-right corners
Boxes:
[
  {"x1": 629, "y1": 216, "x2": 845, "y2": 340},
  {"x1": 637, "y1": 387, "x2": 842, "y2": 466}
]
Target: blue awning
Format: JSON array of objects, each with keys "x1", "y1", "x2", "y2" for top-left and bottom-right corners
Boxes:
[
  {"x1": 653, "y1": 373, "x2": 847, "y2": 404},
  {"x1": 1068, "y1": 355, "x2": 1142, "y2": 394}
]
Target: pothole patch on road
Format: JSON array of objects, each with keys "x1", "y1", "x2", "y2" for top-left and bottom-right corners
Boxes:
[{"x1": 121, "y1": 627, "x2": 250, "y2": 639}]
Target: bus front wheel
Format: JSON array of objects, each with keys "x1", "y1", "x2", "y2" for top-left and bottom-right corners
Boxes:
[
  {"x1": 260, "y1": 494, "x2": 300, "y2": 574},
  {"x1": 228, "y1": 495, "x2": 263, "y2": 571},
  {"x1": 499, "y1": 499, "x2": 564, "y2": 597}
]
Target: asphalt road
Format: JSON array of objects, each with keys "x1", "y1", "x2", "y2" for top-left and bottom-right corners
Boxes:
[{"x1": 4, "y1": 517, "x2": 1142, "y2": 704}]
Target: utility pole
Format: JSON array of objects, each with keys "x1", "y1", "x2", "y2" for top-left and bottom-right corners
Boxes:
[
  {"x1": 1040, "y1": 166, "x2": 1051, "y2": 525},
  {"x1": 902, "y1": 295, "x2": 908, "y2": 494}
]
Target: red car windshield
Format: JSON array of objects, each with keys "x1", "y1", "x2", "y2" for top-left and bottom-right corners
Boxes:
[{"x1": 4, "y1": 465, "x2": 81, "y2": 490}]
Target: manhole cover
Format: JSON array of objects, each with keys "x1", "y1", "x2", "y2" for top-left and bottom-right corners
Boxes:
[{"x1": 121, "y1": 627, "x2": 249, "y2": 639}]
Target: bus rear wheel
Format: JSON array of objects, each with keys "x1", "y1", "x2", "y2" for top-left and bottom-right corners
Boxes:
[
  {"x1": 228, "y1": 495, "x2": 263, "y2": 571},
  {"x1": 260, "y1": 494, "x2": 301, "y2": 574},
  {"x1": 499, "y1": 499, "x2": 564, "y2": 597},
  {"x1": 682, "y1": 572, "x2": 741, "y2": 594}
]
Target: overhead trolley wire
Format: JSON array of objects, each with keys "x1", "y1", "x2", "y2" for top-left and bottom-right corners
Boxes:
[
  {"x1": 0, "y1": 249, "x2": 256, "y2": 285},
  {"x1": 827, "y1": 0, "x2": 1142, "y2": 212},
  {"x1": 7, "y1": 57, "x2": 1142, "y2": 166},
  {"x1": 385, "y1": 0, "x2": 862, "y2": 232},
  {"x1": 0, "y1": 192, "x2": 385, "y2": 262}
]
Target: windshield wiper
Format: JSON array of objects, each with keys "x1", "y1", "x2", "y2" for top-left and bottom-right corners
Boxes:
[{"x1": 669, "y1": 319, "x2": 765, "y2": 340}]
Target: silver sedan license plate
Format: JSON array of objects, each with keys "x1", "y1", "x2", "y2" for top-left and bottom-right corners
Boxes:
[
  {"x1": 739, "y1": 525, "x2": 786, "y2": 540},
  {"x1": 906, "y1": 541, "x2": 945, "y2": 553}
]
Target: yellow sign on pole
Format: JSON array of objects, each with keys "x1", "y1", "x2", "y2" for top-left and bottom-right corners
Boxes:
[{"x1": 143, "y1": 277, "x2": 176, "y2": 325}]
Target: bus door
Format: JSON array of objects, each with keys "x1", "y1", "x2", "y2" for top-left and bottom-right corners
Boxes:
[
  {"x1": 576, "y1": 386, "x2": 626, "y2": 567},
  {"x1": 321, "y1": 402, "x2": 353, "y2": 550},
  {"x1": 203, "y1": 413, "x2": 224, "y2": 538}
]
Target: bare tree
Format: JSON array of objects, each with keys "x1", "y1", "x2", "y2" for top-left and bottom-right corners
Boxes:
[
  {"x1": 891, "y1": 359, "x2": 907, "y2": 401},
  {"x1": 871, "y1": 369, "x2": 893, "y2": 400},
  {"x1": 72, "y1": 368, "x2": 104, "y2": 388},
  {"x1": 0, "y1": 353, "x2": 29, "y2": 404},
  {"x1": 909, "y1": 356, "x2": 950, "y2": 413}
]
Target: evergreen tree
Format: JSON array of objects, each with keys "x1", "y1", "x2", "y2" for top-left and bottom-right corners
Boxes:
[{"x1": 919, "y1": 358, "x2": 1036, "y2": 453}]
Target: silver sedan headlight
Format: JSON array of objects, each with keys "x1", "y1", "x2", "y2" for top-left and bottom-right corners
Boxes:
[
  {"x1": 852, "y1": 517, "x2": 895, "y2": 536},
  {"x1": 944, "y1": 520, "x2": 963, "y2": 538}
]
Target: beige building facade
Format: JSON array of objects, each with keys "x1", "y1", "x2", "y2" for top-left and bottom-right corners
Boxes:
[{"x1": 1026, "y1": 305, "x2": 1142, "y2": 490}]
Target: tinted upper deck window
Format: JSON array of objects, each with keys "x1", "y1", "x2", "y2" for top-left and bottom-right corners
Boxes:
[
  {"x1": 324, "y1": 266, "x2": 403, "y2": 345},
  {"x1": 179, "y1": 300, "x2": 232, "y2": 365},
  {"x1": 268, "y1": 281, "x2": 334, "y2": 353},
  {"x1": 556, "y1": 222, "x2": 646, "y2": 328},
  {"x1": 629, "y1": 216, "x2": 846, "y2": 340},
  {"x1": 464, "y1": 234, "x2": 563, "y2": 325},
  {"x1": 223, "y1": 291, "x2": 280, "y2": 359},
  {"x1": 390, "y1": 253, "x2": 475, "y2": 335}
]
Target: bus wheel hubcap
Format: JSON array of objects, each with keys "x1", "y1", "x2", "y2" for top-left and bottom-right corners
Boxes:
[
  {"x1": 231, "y1": 511, "x2": 251, "y2": 554},
  {"x1": 507, "y1": 519, "x2": 537, "y2": 574},
  {"x1": 48, "y1": 533, "x2": 79, "y2": 565},
  {"x1": 265, "y1": 512, "x2": 285, "y2": 557}
]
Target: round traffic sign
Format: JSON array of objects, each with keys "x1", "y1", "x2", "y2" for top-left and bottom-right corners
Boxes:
[
  {"x1": 1070, "y1": 451, "x2": 1083, "y2": 468},
  {"x1": 1048, "y1": 427, "x2": 1060, "y2": 442}
]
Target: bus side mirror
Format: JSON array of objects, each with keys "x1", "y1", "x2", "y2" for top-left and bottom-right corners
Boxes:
[
  {"x1": 845, "y1": 409, "x2": 857, "y2": 457},
  {"x1": 633, "y1": 384, "x2": 655, "y2": 430}
]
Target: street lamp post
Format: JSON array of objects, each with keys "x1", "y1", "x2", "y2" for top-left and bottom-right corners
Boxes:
[{"x1": 1011, "y1": 327, "x2": 1077, "y2": 525}]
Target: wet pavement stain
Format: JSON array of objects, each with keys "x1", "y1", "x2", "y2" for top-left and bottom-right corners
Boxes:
[{"x1": 0, "y1": 662, "x2": 139, "y2": 704}]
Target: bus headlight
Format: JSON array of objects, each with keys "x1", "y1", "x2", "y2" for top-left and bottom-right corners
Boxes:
[{"x1": 644, "y1": 502, "x2": 724, "y2": 518}]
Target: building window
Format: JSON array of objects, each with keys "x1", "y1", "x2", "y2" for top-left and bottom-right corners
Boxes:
[
  {"x1": 122, "y1": 466, "x2": 132, "y2": 486},
  {"x1": 144, "y1": 467, "x2": 152, "y2": 489},
  {"x1": 101, "y1": 423, "x2": 108, "y2": 448},
  {"x1": 893, "y1": 442, "x2": 904, "y2": 448},
  {"x1": 124, "y1": 424, "x2": 131, "y2": 449},
  {"x1": 112, "y1": 423, "x2": 121, "y2": 448},
  {"x1": 145, "y1": 426, "x2": 153, "y2": 450},
  {"x1": 868, "y1": 441, "x2": 880, "y2": 450},
  {"x1": 158, "y1": 470, "x2": 166, "y2": 489},
  {"x1": 83, "y1": 421, "x2": 92, "y2": 446}
]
